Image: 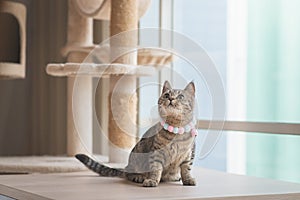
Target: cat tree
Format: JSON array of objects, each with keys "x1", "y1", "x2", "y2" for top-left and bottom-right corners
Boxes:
[
  {"x1": 47, "y1": 0, "x2": 172, "y2": 163},
  {"x1": 0, "y1": 1, "x2": 26, "y2": 79}
]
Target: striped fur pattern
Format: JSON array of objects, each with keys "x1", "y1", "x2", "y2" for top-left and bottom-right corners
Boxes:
[
  {"x1": 75, "y1": 154, "x2": 125, "y2": 177},
  {"x1": 76, "y1": 81, "x2": 196, "y2": 187}
]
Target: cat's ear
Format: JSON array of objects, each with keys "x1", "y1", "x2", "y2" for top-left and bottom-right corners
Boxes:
[
  {"x1": 184, "y1": 81, "x2": 195, "y2": 96},
  {"x1": 162, "y1": 80, "x2": 172, "y2": 93}
]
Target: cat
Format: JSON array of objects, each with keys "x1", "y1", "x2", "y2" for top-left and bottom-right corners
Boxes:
[{"x1": 76, "y1": 81, "x2": 197, "y2": 187}]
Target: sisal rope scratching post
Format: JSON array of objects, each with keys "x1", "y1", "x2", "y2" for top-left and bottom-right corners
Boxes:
[
  {"x1": 65, "y1": 0, "x2": 93, "y2": 156},
  {"x1": 108, "y1": 0, "x2": 138, "y2": 163}
]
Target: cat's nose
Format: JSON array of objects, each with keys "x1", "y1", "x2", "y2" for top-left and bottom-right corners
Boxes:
[{"x1": 170, "y1": 99, "x2": 176, "y2": 105}]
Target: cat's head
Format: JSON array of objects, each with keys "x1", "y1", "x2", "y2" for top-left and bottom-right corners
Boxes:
[{"x1": 158, "y1": 81, "x2": 195, "y2": 127}]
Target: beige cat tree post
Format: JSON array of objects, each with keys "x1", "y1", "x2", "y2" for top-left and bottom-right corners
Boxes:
[
  {"x1": 47, "y1": 0, "x2": 173, "y2": 162},
  {"x1": 108, "y1": 0, "x2": 138, "y2": 163},
  {"x1": 0, "y1": 1, "x2": 26, "y2": 79},
  {"x1": 64, "y1": 0, "x2": 94, "y2": 157}
]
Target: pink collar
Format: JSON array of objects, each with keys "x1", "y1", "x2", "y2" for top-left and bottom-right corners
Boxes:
[{"x1": 160, "y1": 118, "x2": 198, "y2": 137}]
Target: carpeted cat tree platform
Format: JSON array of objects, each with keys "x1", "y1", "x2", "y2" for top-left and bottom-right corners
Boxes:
[
  {"x1": 0, "y1": 155, "x2": 125, "y2": 174},
  {"x1": 0, "y1": 156, "x2": 87, "y2": 174}
]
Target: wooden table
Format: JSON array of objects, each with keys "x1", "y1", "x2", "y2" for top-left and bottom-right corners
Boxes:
[{"x1": 1, "y1": 167, "x2": 300, "y2": 200}]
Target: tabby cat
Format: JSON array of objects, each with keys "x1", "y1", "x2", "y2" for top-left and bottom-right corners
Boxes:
[{"x1": 76, "y1": 81, "x2": 197, "y2": 187}]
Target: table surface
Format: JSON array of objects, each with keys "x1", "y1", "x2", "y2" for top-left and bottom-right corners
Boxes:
[{"x1": 0, "y1": 167, "x2": 300, "y2": 200}]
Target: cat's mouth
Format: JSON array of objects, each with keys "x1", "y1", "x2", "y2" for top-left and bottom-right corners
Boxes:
[
  {"x1": 167, "y1": 103, "x2": 175, "y2": 107},
  {"x1": 165, "y1": 104, "x2": 180, "y2": 112}
]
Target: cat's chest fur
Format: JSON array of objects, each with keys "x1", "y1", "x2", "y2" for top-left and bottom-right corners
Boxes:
[
  {"x1": 155, "y1": 130, "x2": 195, "y2": 181},
  {"x1": 155, "y1": 129, "x2": 194, "y2": 161}
]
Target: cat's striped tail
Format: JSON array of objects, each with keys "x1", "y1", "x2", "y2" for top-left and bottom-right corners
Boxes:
[{"x1": 75, "y1": 154, "x2": 125, "y2": 178}]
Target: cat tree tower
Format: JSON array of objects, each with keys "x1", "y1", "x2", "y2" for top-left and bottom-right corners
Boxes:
[{"x1": 47, "y1": 0, "x2": 172, "y2": 163}]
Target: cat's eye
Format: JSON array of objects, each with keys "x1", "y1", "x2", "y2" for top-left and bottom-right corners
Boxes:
[
  {"x1": 164, "y1": 93, "x2": 170, "y2": 99},
  {"x1": 177, "y1": 94, "x2": 184, "y2": 100}
]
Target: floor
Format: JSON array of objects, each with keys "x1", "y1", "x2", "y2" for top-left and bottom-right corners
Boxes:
[{"x1": 1, "y1": 167, "x2": 300, "y2": 200}]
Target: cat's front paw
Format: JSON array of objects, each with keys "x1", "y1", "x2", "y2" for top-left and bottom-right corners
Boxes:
[
  {"x1": 143, "y1": 179, "x2": 158, "y2": 187},
  {"x1": 182, "y1": 178, "x2": 196, "y2": 186}
]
